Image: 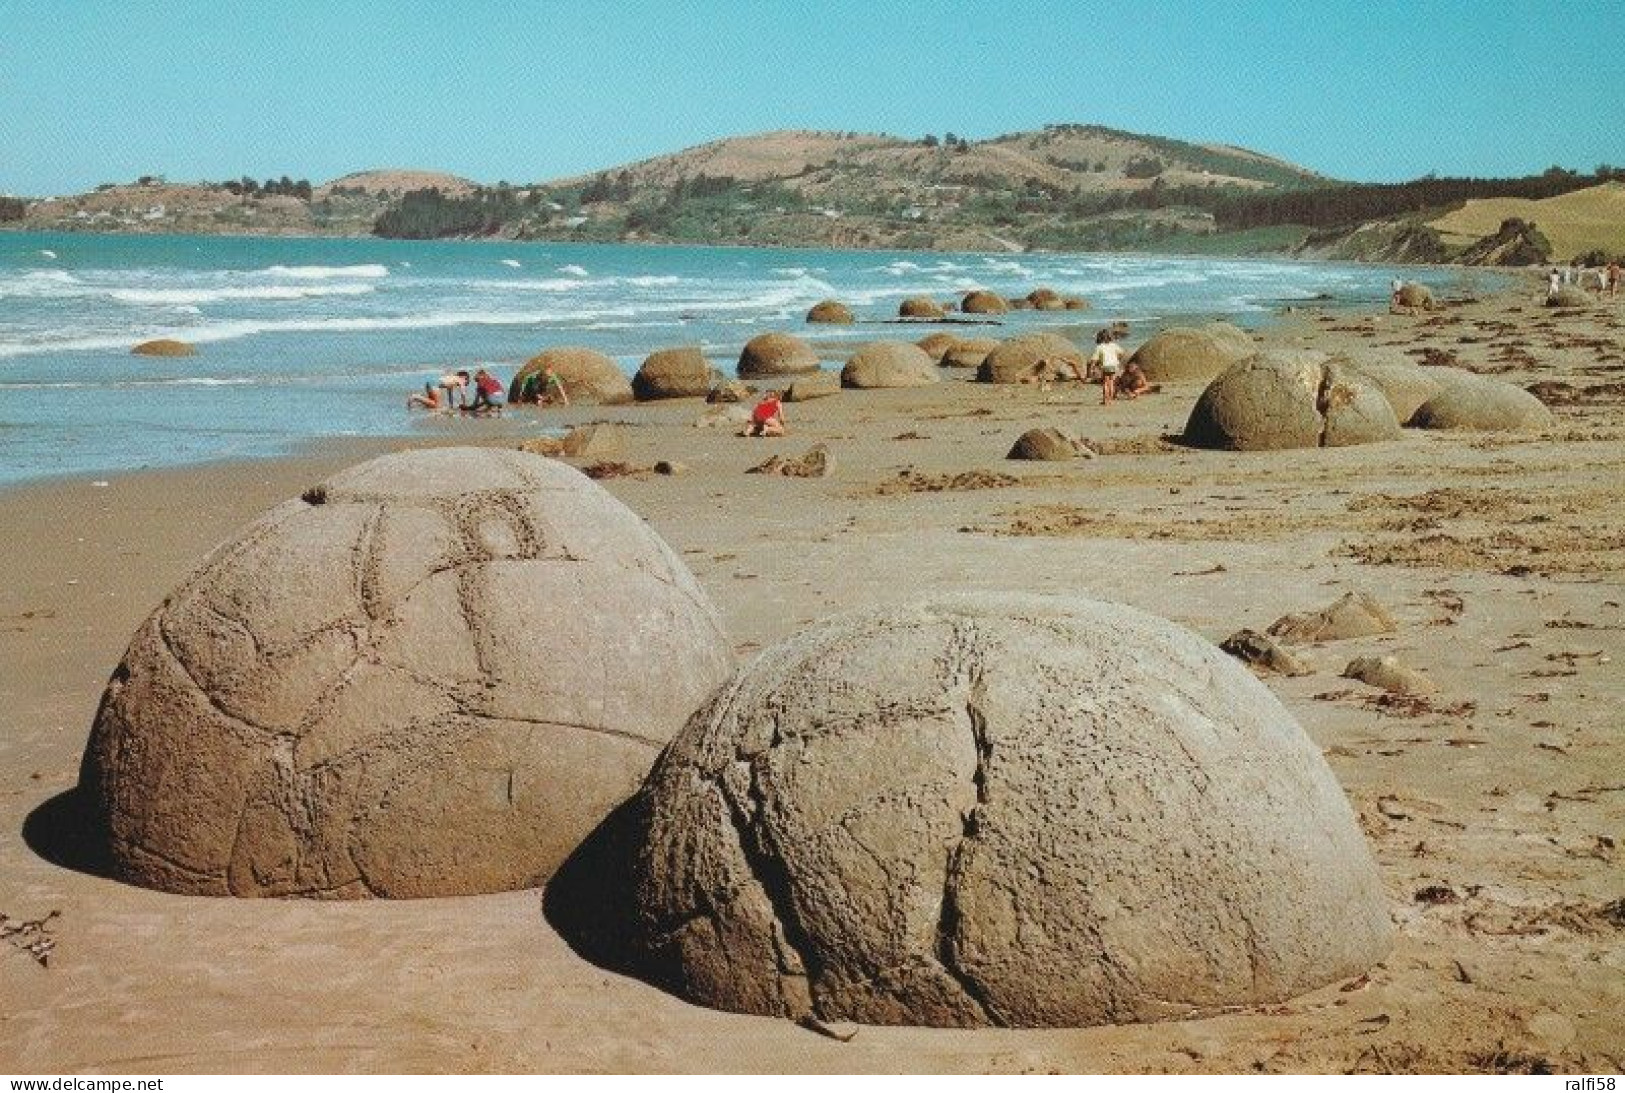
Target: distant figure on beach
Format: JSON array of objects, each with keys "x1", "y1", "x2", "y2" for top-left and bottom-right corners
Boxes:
[
  {"x1": 466, "y1": 368, "x2": 505, "y2": 415},
  {"x1": 407, "y1": 382, "x2": 442, "y2": 411},
  {"x1": 1547, "y1": 268, "x2": 1563, "y2": 301},
  {"x1": 1390, "y1": 278, "x2": 1404, "y2": 307},
  {"x1": 1083, "y1": 328, "x2": 1124, "y2": 405},
  {"x1": 1608, "y1": 261, "x2": 1621, "y2": 297},
  {"x1": 519, "y1": 364, "x2": 570, "y2": 406},
  {"x1": 439, "y1": 370, "x2": 472, "y2": 410},
  {"x1": 1118, "y1": 359, "x2": 1156, "y2": 400},
  {"x1": 743, "y1": 390, "x2": 785, "y2": 437}
]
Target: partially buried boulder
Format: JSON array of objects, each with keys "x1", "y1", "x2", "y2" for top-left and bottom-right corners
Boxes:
[
  {"x1": 806, "y1": 300, "x2": 855, "y2": 324},
  {"x1": 1007, "y1": 427, "x2": 1082, "y2": 461},
  {"x1": 916, "y1": 332, "x2": 959, "y2": 361},
  {"x1": 1545, "y1": 286, "x2": 1590, "y2": 309},
  {"x1": 785, "y1": 371, "x2": 840, "y2": 402},
  {"x1": 560, "y1": 423, "x2": 626, "y2": 460},
  {"x1": 940, "y1": 338, "x2": 999, "y2": 370},
  {"x1": 1394, "y1": 282, "x2": 1436, "y2": 309},
  {"x1": 1220, "y1": 630, "x2": 1313, "y2": 677},
  {"x1": 978, "y1": 333, "x2": 1083, "y2": 384},
  {"x1": 841, "y1": 342, "x2": 941, "y2": 389},
  {"x1": 1183, "y1": 351, "x2": 1402, "y2": 451},
  {"x1": 1408, "y1": 378, "x2": 1554, "y2": 432},
  {"x1": 1344, "y1": 655, "x2": 1436, "y2": 695},
  {"x1": 1332, "y1": 351, "x2": 1462, "y2": 423},
  {"x1": 1026, "y1": 287, "x2": 1065, "y2": 311},
  {"x1": 960, "y1": 290, "x2": 1009, "y2": 314},
  {"x1": 78, "y1": 448, "x2": 733, "y2": 898},
  {"x1": 1129, "y1": 323, "x2": 1254, "y2": 384},
  {"x1": 738, "y1": 332, "x2": 820, "y2": 379},
  {"x1": 898, "y1": 297, "x2": 947, "y2": 320},
  {"x1": 633, "y1": 347, "x2": 711, "y2": 400},
  {"x1": 511, "y1": 347, "x2": 633, "y2": 405},
  {"x1": 1269, "y1": 591, "x2": 1396, "y2": 643},
  {"x1": 131, "y1": 339, "x2": 197, "y2": 357},
  {"x1": 627, "y1": 593, "x2": 1392, "y2": 1027}
]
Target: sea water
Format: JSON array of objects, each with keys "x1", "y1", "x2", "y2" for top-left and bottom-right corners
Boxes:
[{"x1": 0, "y1": 232, "x2": 1485, "y2": 485}]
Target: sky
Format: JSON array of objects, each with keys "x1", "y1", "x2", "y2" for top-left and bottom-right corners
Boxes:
[{"x1": 3, "y1": 0, "x2": 1621, "y2": 196}]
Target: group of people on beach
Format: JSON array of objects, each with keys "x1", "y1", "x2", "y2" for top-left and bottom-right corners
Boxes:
[
  {"x1": 407, "y1": 363, "x2": 570, "y2": 415},
  {"x1": 1547, "y1": 261, "x2": 1621, "y2": 300}
]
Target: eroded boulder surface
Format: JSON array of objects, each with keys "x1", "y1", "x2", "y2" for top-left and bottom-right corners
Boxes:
[
  {"x1": 841, "y1": 342, "x2": 941, "y2": 389},
  {"x1": 738, "y1": 333, "x2": 821, "y2": 380},
  {"x1": 806, "y1": 300, "x2": 855, "y2": 324},
  {"x1": 1269, "y1": 591, "x2": 1397, "y2": 643},
  {"x1": 628, "y1": 593, "x2": 1392, "y2": 1028},
  {"x1": 1183, "y1": 352, "x2": 1402, "y2": 451},
  {"x1": 977, "y1": 333, "x2": 1083, "y2": 384},
  {"x1": 79, "y1": 448, "x2": 733, "y2": 898},
  {"x1": 1408, "y1": 377, "x2": 1554, "y2": 432},
  {"x1": 1129, "y1": 323, "x2": 1254, "y2": 383},
  {"x1": 960, "y1": 290, "x2": 1009, "y2": 314},
  {"x1": 940, "y1": 338, "x2": 999, "y2": 370},
  {"x1": 634, "y1": 347, "x2": 712, "y2": 400}
]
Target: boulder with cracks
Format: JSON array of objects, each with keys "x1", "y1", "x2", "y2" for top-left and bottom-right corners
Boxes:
[
  {"x1": 78, "y1": 448, "x2": 733, "y2": 898},
  {"x1": 1183, "y1": 351, "x2": 1402, "y2": 451},
  {"x1": 627, "y1": 593, "x2": 1391, "y2": 1028}
]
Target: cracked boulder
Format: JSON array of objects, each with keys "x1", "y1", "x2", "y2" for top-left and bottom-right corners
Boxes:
[
  {"x1": 628, "y1": 592, "x2": 1392, "y2": 1028},
  {"x1": 1183, "y1": 351, "x2": 1402, "y2": 451},
  {"x1": 79, "y1": 447, "x2": 733, "y2": 899}
]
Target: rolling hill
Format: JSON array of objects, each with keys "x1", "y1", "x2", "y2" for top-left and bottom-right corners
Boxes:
[{"x1": 1427, "y1": 182, "x2": 1625, "y2": 262}]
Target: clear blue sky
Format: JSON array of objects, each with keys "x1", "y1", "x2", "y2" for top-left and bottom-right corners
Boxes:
[{"x1": 4, "y1": 0, "x2": 1620, "y2": 195}]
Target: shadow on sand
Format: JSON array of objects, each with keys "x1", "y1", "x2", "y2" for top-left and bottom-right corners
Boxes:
[
  {"x1": 541, "y1": 794, "x2": 666, "y2": 985},
  {"x1": 22, "y1": 786, "x2": 116, "y2": 881}
]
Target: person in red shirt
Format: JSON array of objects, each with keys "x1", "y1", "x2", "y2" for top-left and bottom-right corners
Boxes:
[
  {"x1": 467, "y1": 368, "x2": 506, "y2": 415},
  {"x1": 744, "y1": 390, "x2": 785, "y2": 437}
]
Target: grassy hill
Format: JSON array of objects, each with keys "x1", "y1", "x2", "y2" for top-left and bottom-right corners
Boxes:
[{"x1": 1428, "y1": 182, "x2": 1625, "y2": 262}]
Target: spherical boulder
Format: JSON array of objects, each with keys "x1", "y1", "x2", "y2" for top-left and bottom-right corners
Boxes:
[
  {"x1": 940, "y1": 338, "x2": 999, "y2": 370},
  {"x1": 629, "y1": 593, "x2": 1392, "y2": 1028},
  {"x1": 1007, "y1": 427, "x2": 1080, "y2": 461},
  {"x1": 1129, "y1": 323, "x2": 1254, "y2": 383},
  {"x1": 1025, "y1": 287, "x2": 1065, "y2": 311},
  {"x1": 1408, "y1": 377, "x2": 1553, "y2": 432},
  {"x1": 80, "y1": 448, "x2": 733, "y2": 899},
  {"x1": 511, "y1": 347, "x2": 633, "y2": 405},
  {"x1": 960, "y1": 290, "x2": 1009, "y2": 314},
  {"x1": 633, "y1": 347, "x2": 711, "y2": 400},
  {"x1": 915, "y1": 332, "x2": 959, "y2": 361},
  {"x1": 131, "y1": 339, "x2": 197, "y2": 357},
  {"x1": 977, "y1": 333, "x2": 1082, "y2": 384},
  {"x1": 738, "y1": 332, "x2": 821, "y2": 379},
  {"x1": 1184, "y1": 351, "x2": 1402, "y2": 451},
  {"x1": 899, "y1": 297, "x2": 947, "y2": 320},
  {"x1": 806, "y1": 300, "x2": 855, "y2": 324},
  {"x1": 1332, "y1": 351, "x2": 1456, "y2": 423},
  {"x1": 841, "y1": 342, "x2": 941, "y2": 389}
]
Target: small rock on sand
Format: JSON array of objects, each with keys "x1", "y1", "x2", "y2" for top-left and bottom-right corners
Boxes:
[
  {"x1": 1343, "y1": 655, "x2": 1436, "y2": 694},
  {"x1": 1220, "y1": 630, "x2": 1313, "y2": 676},
  {"x1": 785, "y1": 371, "x2": 840, "y2": 401},
  {"x1": 561, "y1": 424, "x2": 626, "y2": 461},
  {"x1": 1008, "y1": 427, "x2": 1086, "y2": 461},
  {"x1": 1269, "y1": 591, "x2": 1397, "y2": 643},
  {"x1": 747, "y1": 444, "x2": 832, "y2": 478}
]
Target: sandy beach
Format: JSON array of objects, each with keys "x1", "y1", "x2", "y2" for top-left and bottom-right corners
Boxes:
[{"x1": 2, "y1": 279, "x2": 1623, "y2": 1073}]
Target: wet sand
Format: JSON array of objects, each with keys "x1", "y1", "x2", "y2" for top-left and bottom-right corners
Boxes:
[{"x1": 2, "y1": 280, "x2": 1623, "y2": 1073}]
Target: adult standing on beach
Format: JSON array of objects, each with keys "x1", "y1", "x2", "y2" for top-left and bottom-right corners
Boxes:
[
  {"x1": 1607, "y1": 261, "x2": 1620, "y2": 297},
  {"x1": 1547, "y1": 268, "x2": 1563, "y2": 301}
]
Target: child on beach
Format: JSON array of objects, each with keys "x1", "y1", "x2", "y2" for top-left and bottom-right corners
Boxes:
[
  {"x1": 407, "y1": 382, "x2": 442, "y2": 411},
  {"x1": 466, "y1": 368, "x2": 505, "y2": 414},
  {"x1": 743, "y1": 390, "x2": 785, "y2": 437},
  {"x1": 519, "y1": 365, "x2": 570, "y2": 406},
  {"x1": 1085, "y1": 328, "x2": 1124, "y2": 405},
  {"x1": 438, "y1": 370, "x2": 471, "y2": 410},
  {"x1": 1118, "y1": 359, "x2": 1155, "y2": 399}
]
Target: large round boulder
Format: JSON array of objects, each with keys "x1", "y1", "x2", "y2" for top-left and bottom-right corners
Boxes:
[
  {"x1": 511, "y1": 347, "x2": 633, "y2": 405},
  {"x1": 629, "y1": 593, "x2": 1392, "y2": 1027},
  {"x1": 1129, "y1": 323, "x2": 1254, "y2": 383},
  {"x1": 1184, "y1": 351, "x2": 1403, "y2": 450},
  {"x1": 940, "y1": 338, "x2": 999, "y2": 370},
  {"x1": 1395, "y1": 282, "x2": 1435, "y2": 309},
  {"x1": 1408, "y1": 377, "x2": 1554, "y2": 432},
  {"x1": 79, "y1": 448, "x2": 733, "y2": 899},
  {"x1": 806, "y1": 300, "x2": 855, "y2": 324},
  {"x1": 633, "y1": 347, "x2": 711, "y2": 400},
  {"x1": 841, "y1": 342, "x2": 941, "y2": 389},
  {"x1": 977, "y1": 333, "x2": 1083, "y2": 384},
  {"x1": 960, "y1": 290, "x2": 1009, "y2": 314},
  {"x1": 1025, "y1": 287, "x2": 1065, "y2": 311},
  {"x1": 898, "y1": 297, "x2": 947, "y2": 320},
  {"x1": 738, "y1": 332, "x2": 821, "y2": 379}
]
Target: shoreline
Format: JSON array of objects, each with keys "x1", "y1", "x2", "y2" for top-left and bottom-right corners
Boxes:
[{"x1": 3, "y1": 272, "x2": 1622, "y2": 1073}]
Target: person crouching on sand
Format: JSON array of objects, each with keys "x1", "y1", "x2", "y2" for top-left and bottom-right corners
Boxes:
[
  {"x1": 743, "y1": 390, "x2": 785, "y2": 437},
  {"x1": 518, "y1": 364, "x2": 570, "y2": 406},
  {"x1": 1118, "y1": 359, "x2": 1155, "y2": 399},
  {"x1": 1085, "y1": 328, "x2": 1124, "y2": 405},
  {"x1": 407, "y1": 381, "x2": 442, "y2": 411},
  {"x1": 466, "y1": 368, "x2": 506, "y2": 414},
  {"x1": 438, "y1": 369, "x2": 471, "y2": 410}
]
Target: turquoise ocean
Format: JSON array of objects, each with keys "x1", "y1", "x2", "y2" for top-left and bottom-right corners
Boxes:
[{"x1": 0, "y1": 232, "x2": 1477, "y2": 485}]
